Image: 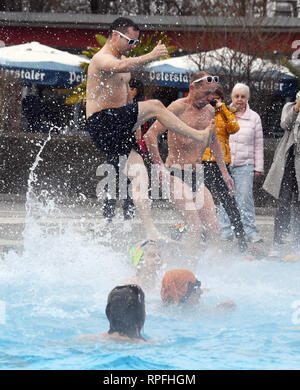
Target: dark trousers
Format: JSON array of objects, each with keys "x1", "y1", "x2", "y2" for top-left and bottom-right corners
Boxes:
[
  {"x1": 274, "y1": 146, "x2": 300, "y2": 245},
  {"x1": 103, "y1": 194, "x2": 135, "y2": 221},
  {"x1": 203, "y1": 162, "x2": 246, "y2": 239},
  {"x1": 102, "y1": 161, "x2": 135, "y2": 221}
]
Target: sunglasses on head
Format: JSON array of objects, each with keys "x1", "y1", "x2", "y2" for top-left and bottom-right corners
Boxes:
[
  {"x1": 193, "y1": 75, "x2": 219, "y2": 84},
  {"x1": 113, "y1": 30, "x2": 139, "y2": 46},
  {"x1": 180, "y1": 280, "x2": 201, "y2": 303}
]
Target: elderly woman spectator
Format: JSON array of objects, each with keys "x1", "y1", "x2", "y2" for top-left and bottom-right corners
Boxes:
[
  {"x1": 263, "y1": 92, "x2": 300, "y2": 255},
  {"x1": 219, "y1": 83, "x2": 264, "y2": 243}
]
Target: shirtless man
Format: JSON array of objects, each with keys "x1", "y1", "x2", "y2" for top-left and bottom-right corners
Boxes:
[
  {"x1": 86, "y1": 17, "x2": 215, "y2": 241},
  {"x1": 145, "y1": 71, "x2": 235, "y2": 247}
]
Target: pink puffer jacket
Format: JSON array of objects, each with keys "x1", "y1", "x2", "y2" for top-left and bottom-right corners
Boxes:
[{"x1": 229, "y1": 104, "x2": 264, "y2": 172}]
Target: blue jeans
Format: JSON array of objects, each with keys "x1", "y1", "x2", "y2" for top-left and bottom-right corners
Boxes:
[{"x1": 218, "y1": 164, "x2": 259, "y2": 238}]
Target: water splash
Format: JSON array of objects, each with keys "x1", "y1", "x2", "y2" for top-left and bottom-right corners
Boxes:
[
  {"x1": 17, "y1": 122, "x2": 132, "y2": 294},
  {"x1": 2, "y1": 123, "x2": 300, "y2": 369},
  {"x1": 22, "y1": 125, "x2": 63, "y2": 246}
]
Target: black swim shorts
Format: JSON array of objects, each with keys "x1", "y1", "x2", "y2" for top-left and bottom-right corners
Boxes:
[
  {"x1": 87, "y1": 102, "x2": 140, "y2": 165},
  {"x1": 167, "y1": 165, "x2": 204, "y2": 194}
]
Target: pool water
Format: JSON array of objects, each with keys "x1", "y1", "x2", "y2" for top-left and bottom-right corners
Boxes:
[{"x1": 1, "y1": 212, "x2": 300, "y2": 370}]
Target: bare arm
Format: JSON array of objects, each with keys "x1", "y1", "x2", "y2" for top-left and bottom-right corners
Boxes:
[
  {"x1": 144, "y1": 100, "x2": 185, "y2": 166},
  {"x1": 144, "y1": 120, "x2": 166, "y2": 166},
  {"x1": 94, "y1": 41, "x2": 168, "y2": 73}
]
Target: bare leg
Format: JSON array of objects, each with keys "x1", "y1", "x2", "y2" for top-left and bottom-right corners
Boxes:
[
  {"x1": 196, "y1": 186, "x2": 221, "y2": 243},
  {"x1": 169, "y1": 175, "x2": 205, "y2": 251},
  {"x1": 125, "y1": 149, "x2": 174, "y2": 242},
  {"x1": 168, "y1": 176, "x2": 220, "y2": 248},
  {"x1": 136, "y1": 100, "x2": 215, "y2": 147}
]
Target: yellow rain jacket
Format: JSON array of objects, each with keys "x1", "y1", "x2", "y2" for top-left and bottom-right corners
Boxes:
[{"x1": 203, "y1": 103, "x2": 240, "y2": 164}]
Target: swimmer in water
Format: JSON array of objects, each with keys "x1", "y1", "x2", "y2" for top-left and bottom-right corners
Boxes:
[
  {"x1": 77, "y1": 284, "x2": 147, "y2": 343},
  {"x1": 161, "y1": 269, "x2": 236, "y2": 310},
  {"x1": 161, "y1": 269, "x2": 203, "y2": 305},
  {"x1": 130, "y1": 240, "x2": 161, "y2": 291},
  {"x1": 103, "y1": 284, "x2": 147, "y2": 342}
]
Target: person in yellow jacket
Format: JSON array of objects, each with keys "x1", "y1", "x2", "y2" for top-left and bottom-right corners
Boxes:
[{"x1": 202, "y1": 85, "x2": 247, "y2": 252}]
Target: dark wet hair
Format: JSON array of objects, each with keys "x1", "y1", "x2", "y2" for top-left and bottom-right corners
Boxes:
[
  {"x1": 215, "y1": 85, "x2": 225, "y2": 101},
  {"x1": 105, "y1": 284, "x2": 145, "y2": 339},
  {"x1": 129, "y1": 79, "x2": 145, "y2": 102},
  {"x1": 109, "y1": 17, "x2": 140, "y2": 36}
]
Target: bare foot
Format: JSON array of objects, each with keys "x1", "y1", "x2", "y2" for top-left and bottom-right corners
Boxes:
[{"x1": 191, "y1": 119, "x2": 216, "y2": 148}]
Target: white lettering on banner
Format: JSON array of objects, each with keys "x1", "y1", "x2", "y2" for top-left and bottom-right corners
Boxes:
[
  {"x1": 2, "y1": 68, "x2": 46, "y2": 81},
  {"x1": 148, "y1": 71, "x2": 191, "y2": 85},
  {"x1": 68, "y1": 71, "x2": 86, "y2": 85},
  {"x1": 149, "y1": 71, "x2": 155, "y2": 81},
  {"x1": 3, "y1": 68, "x2": 84, "y2": 84}
]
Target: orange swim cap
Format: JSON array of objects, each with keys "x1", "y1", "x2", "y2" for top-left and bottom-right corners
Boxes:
[{"x1": 161, "y1": 269, "x2": 198, "y2": 304}]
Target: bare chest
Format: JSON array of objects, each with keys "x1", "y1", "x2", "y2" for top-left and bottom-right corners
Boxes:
[{"x1": 179, "y1": 107, "x2": 212, "y2": 130}]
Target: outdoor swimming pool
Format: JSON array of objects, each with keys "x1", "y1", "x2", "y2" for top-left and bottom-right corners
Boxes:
[{"x1": 1, "y1": 213, "x2": 300, "y2": 370}]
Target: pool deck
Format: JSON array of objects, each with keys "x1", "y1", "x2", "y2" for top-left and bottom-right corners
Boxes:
[{"x1": 0, "y1": 193, "x2": 279, "y2": 259}]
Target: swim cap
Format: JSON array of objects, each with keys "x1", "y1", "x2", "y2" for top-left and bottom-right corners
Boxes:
[
  {"x1": 161, "y1": 269, "x2": 198, "y2": 304},
  {"x1": 130, "y1": 240, "x2": 157, "y2": 267},
  {"x1": 130, "y1": 246, "x2": 144, "y2": 267}
]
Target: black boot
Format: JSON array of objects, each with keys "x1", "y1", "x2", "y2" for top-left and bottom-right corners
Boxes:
[
  {"x1": 123, "y1": 198, "x2": 135, "y2": 221},
  {"x1": 103, "y1": 198, "x2": 117, "y2": 222},
  {"x1": 237, "y1": 236, "x2": 248, "y2": 253}
]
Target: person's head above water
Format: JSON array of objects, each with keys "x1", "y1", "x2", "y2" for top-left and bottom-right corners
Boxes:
[
  {"x1": 105, "y1": 284, "x2": 146, "y2": 340},
  {"x1": 130, "y1": 240, "x2": 161, "y2": 272},
  {"x1": 161, "y1": 269, "x2": 202, "y2": 305}
]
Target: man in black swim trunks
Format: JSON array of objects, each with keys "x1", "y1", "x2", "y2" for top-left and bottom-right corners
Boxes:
[
  {"x1": 145, "y1": 71, "x2": 237, "y2": 250},
  {"x1": 86, "y1": 17, "x2": 215, "y2": 241}
]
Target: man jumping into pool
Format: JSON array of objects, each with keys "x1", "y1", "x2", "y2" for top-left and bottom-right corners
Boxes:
[{"x1": 86, "y1": 17, "x2": 215, "y2": 241}]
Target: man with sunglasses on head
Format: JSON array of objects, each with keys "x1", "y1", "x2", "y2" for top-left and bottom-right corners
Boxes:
[
  {"x1": 145, "y1": 71, "x2": 235, "y2": 251},
  {"x1": 86, "y1": 18, "x2": 215, "y2": 242}
]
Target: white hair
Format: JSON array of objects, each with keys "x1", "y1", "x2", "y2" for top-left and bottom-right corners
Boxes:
[{"x1": 231, "y1": 83, "x2": 250, "y2": 99}]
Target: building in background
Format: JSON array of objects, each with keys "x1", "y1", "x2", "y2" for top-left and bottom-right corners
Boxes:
[{"x1": 0, "y1": 1, "x2": 300, "y2": 136}]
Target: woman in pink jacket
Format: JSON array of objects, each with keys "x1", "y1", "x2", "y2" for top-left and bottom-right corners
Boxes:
[{"x1": 219, "y1": 83, "x2": 264, "y2": 243}]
